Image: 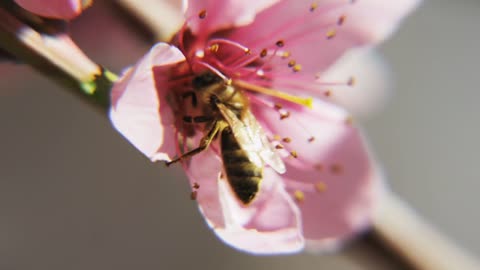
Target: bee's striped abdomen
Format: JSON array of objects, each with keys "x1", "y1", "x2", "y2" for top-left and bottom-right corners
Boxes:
[{"x1": 220, "y1": 127, "x2": 262, "y2": 204}]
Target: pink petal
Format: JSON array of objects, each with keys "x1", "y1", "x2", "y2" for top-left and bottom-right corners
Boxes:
[
  {"x1": 15, "y1": 0, "x2": 92, "y2": 19},
  {"x1": 227, "y1": 0, "x2": 419, "y2": 76},
  {"x1": 186, "y1": 149, "x2": 304, "y2": 254},
  {"x1": 183, "y1": 0, "x2": 280, "y2": 37},
  {"x1": 184, "y1": 148, "x2": 225, "y2": 228},
  {"x1": 110, "y1": 43, "x2": 185, "y2": 161},
  {"x1": 252, "y1": 98, "x2": 380, "y2": 250}
]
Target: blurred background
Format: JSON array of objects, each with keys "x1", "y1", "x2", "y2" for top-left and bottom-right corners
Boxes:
[{"x1": 0, "y1": 1, "x2": 479, "y2": 269}]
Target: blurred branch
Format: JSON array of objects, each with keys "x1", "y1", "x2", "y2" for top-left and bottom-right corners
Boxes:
[
  {"x1": 116, "y1": 0, "x2": 184, "y2": 42},
  {"x1": 0, "y1": 4, "x2": 116, "y2": 111},
  {"x1": 373, "y1": 191, "x2": 480, "y2": 270}
]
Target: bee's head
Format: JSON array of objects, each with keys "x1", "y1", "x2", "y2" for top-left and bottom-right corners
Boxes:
[{"x1": 192, "y1": 72, "x2": 222, "y2": 89}]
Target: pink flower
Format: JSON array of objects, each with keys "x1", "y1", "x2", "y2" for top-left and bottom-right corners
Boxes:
[
  {"x1": 15, "y1": 0, "x2": 92, "y2": 19},
  {"x1": 110, "y1": 0, "x2": 419, "y2": 254}
]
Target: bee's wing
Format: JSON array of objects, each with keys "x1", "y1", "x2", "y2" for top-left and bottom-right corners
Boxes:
[
  {"x1": 216, "y1": 103, "x2": 286, "y2": 174},
  {"x1": 241, "y1": 109, "x2": 286, "y2": 174}
]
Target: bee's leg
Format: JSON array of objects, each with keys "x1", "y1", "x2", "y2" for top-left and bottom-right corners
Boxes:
[
  {"x1": 182, "y1": 115, "x2": 213, "y2": 124},
  {"x1": 182, "y1": 91, "x2": 197, "y2": 107},
  {"x1": 166, "y1": 121, "x2": 222, "y2": 166}
]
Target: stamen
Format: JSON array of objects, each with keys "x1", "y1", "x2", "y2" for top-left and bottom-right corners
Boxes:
[
  {"x1": 233, "y1": 80, "x2": 313, "y2": 108},
  {"x1": 282, "y1": 137, "x2": 292, "y2": 143},
  {"x1": 275, "y1": 144, "x2": 284, "y2": 149},
  {"x1": 310, "y1": 2, "x2": 318, "y2": 12},
  {"x1": 290, "y1": 151, "x2": 298, "y2": 158},
  {"x1": 193, "y1": 182, "x2": 200, "y2": 189},
  {"x1": 194, "y1": 61, "x2": 228, "y2": 81},
  {"x1": 308, "y1": 136, "x2": 315, "y2": 142},
  {"x1": 276, "y1": 40, "x2": 285, "y2": 47},
  {"x1": 208, "y1": 39, "x2": 249, "y2": 52}
]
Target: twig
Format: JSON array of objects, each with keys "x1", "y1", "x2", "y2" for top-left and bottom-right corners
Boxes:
[
  {"x1": 0, "y1": 5, "x2": 116, "y2": 111},
  {"x1": 373, "y1": 190, "x2": 480, "y2": 270}
]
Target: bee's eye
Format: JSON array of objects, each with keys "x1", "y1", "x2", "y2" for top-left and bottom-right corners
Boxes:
[{"x1": 193, "y1": 73, "x2": 221, "y2": 89}]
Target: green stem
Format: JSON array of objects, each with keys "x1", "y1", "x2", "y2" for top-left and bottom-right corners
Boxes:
[{"x1": 0, "y1": 4, "x2": 117, "y2": 112}]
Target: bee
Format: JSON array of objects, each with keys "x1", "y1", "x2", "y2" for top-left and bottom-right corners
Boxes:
[{"x1": 167, "y1": 72, "x2": 286, "y2": 204}]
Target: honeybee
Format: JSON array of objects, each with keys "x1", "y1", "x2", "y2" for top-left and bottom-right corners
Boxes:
[{"x1": 167, "y1": 72, "x2": 286, "y2": 204}]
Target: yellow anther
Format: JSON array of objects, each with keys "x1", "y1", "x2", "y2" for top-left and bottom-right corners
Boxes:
[
  {"x1": 281, "y1": 51, "x2": 291, "y2": 59},
  {"x1": 292, "y1": 64, "x2": 302, "y2": 72},
  {"x1": 293, "y1": 190, "x2": 305, "y2": 202},
  {"x1": 315, "y1": 182, "x2": 327, "y2": 193},
  {"x1": 209, "y1": 43, "x2": 219, "y2": 52},
  {"x1": 326, "y1": 29, "x2": 336, "y2": 39}
]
